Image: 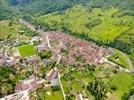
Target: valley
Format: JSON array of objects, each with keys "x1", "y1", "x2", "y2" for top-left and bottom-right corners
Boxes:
[{"x1": 0, "y1": 0, "x2": 134, "y2": 100}]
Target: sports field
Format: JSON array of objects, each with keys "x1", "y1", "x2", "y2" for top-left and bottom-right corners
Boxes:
[{"x1": 18, "y1": 45, "x2": 37, "y2": 58}]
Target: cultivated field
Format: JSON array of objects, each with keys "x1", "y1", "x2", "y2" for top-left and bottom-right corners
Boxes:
[{"x1": 38, "y1": 5, "x2": 131, "y2": 43}]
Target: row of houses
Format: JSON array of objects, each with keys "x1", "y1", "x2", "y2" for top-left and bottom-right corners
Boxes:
[
  {"x1": 0, "y1": 53, "x2": 19, "y2": 67},
  {"x1": 40, "y1": 31, "x2": 112, "y2": 66},
  {"x1": 15, "y1": 67, "x2": 59, "y2": 93},
  {"x1": 46, "y1": 67, "x2": 60, "y2": 86},
  {"x1": 15, "y1": 77, "x2": 43, "y2": 92},
  {"x1": 1, "y1": 67, "x2": 60, "y2": 100}
]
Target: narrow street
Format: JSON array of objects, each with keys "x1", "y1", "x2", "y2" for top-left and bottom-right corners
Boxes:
[
  {"x1": 58, "y1": 72, "x2": 66, "y2": 100},
  {"x1": 19, "y1": 19, "x2": 65, "y2": 99}
]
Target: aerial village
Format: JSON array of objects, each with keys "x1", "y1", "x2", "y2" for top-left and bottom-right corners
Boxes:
[{"x1": 0, "y1": 19, "x2": 133, "y2": 100}]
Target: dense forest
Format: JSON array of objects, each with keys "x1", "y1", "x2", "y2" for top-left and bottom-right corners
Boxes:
[{"x1": 0, "y1": 0, "x2": 134, "y2": 18}]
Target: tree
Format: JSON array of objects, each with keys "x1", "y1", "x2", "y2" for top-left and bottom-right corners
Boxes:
[
  {"x1": 84, "y1": 64, "x2": 95, "y2": 71},
  {"x1": 66, "y1": 95, "x2": 73, "y2": 100},
  {"x1": 39, "y1": 51, "x2": 52, "y2": 59},
  {"x1": 122, "y1": 87, "x2": 134, "y2": 100},
  {"x1": 87, "y1": 78, "x2": 108, "y2": 100}
]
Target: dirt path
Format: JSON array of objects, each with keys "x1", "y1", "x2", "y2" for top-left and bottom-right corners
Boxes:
[{"x1": 45, "y1": 33, "x2": 62, "y2": 65}]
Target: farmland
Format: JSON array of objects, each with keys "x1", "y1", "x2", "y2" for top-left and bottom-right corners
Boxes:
[
  {"x1": 113, "y1": 16, "x2": 134, "y2": 64},
  {"x1": 61, "y1": 65, "x2": 96, "y2": 99},
  {"x1": 37, "y1": 5, "x2": 130, "y2": 43}
]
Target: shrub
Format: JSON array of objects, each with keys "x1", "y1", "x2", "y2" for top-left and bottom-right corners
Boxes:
[{"x1": 85, "y1": 18, "x2": 102, "y2": 28}]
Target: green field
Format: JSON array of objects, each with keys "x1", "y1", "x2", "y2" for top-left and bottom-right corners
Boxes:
[
  {"x1": 112, "y1": 13, "x2": 134, "y2": 65},
  {"x1": 36, "y1": 88, "x2": 63, "y2": 100},
  {"x1": 0, "y1": 20, "x2": 33, "y2": 40},
  {"x1": 116, "y1": 15, "x2": 134, "y2": 45},
  {"x1": 60, "y1": 64, "x2": 134, "y2": 99},
  {"x1": 0, "y1": 25, "x2": 9, "y2": 38},
  {"x1": 45, "y1": 90, "x2": 63, "y2": 100},
  {"x1": 0, "y1": 21, "x2": 21, "y2": 39},
  {"x1": 18, "y1": 45, "x2": 37, "y2": 58},
  {"x1": 108, "y1": 49, "x2": 133, "y2": 69},
  {"x1": 38, "y1": 5, "x2": 130, "y2": 43},
  {"x1": 110, "y1": 72, "x2": 134, "y2": 98}
]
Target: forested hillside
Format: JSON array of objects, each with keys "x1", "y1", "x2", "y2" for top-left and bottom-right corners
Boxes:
[
  {"x1": 1, "y1": 0, "x2": 134, "y2": 18},
  {"x1": 0, "y1": 0, "x2": 88, "y2": 18}
]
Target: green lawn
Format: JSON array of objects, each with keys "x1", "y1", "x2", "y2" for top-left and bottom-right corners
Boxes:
[
  {"x1": 18, "y1": 45, "x2": 37, "y2": 58},
  {"x1": 45, "y1": 90, "x2": 63, "y2": 100},
  {"x1": 110, "y1": 72, "x2": 134, "y2": 98},
  {"x1": 36, "y1": 88, "x2": 63, "y2": 100}
]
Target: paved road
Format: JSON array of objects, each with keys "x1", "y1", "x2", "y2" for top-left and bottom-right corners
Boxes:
[
  {"x1": 101, "y1": 57, "x2": 131, "y2": 73},
  {"x1": 19, "y1": 19, "x2": 62, "y2": 66},
  {"x1": 0, "y1": 89, "x2": 29, "y2": 100},
  {"x1": 46, "y1": 34, "x2": 51, "y2": 49},
  {"x1": 58, "y1": 73, "x2": 66, "y2": 100},
  {"x1": 19, "y1": 19, "x2": 65, "y2": 99}
]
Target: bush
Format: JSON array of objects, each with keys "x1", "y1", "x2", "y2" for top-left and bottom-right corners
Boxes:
[
  {"x1": 122, "y1": 87, "x2": 134, "y2": 100},
  {"x1": 39, "y1": 51, "x2": 52, "y2": 59},
  {"x1": 111, "y1": 85, "x2": 117, "y2": 91},
  {"x1": 51, "y1": 86, "x2": 61, "y2": 92},
  {"x1": 85, "y1": 18, "x2": 102, "y2": 28},
  {"x1": 87, "y1": 79, "x2": 108, "y2": 100}
]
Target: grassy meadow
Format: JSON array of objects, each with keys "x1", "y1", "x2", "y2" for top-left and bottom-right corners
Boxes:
[
  {"x1": 0, "y1": 20, "x2": 33, "y2": 40},
  {"x1": 36, "y1": 87, "x2": 64, "y2": 100}
]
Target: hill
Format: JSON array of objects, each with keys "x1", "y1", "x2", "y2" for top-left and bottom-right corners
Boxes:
[{"x1": 0, "y1": 0, "x2": 134, "y2": 18}]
